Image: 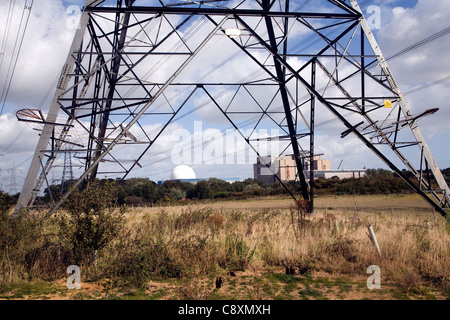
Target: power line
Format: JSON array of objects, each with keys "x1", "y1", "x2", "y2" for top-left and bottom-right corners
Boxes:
[
  {"x1": 0, "y1": 0, "x2": 34, "y2": 117},
  {"x1": 0, "y1": 0, "x2": 17, "y2": 74},
  {"x1": 361, "y1": 25, "x2": 450, "y2": 73},
  {"x1": 404, "y1": 74, "x2": 450, "y2": 95},
  {"x1": 385, "y1": 26, "x2": 450, "y2": 62}
]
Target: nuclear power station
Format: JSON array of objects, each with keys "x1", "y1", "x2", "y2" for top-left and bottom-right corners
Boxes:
[{"x1": 254, "y1": 154, "x2": 365, "y2": 184}]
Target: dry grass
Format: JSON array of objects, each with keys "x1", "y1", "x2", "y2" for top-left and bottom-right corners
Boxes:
[
  {"x1": 1, "y1": 194, "x2": 449, "y2": 300},
  {"x1": 116, "y1": 195, "x2": 450, "y2": 296}
]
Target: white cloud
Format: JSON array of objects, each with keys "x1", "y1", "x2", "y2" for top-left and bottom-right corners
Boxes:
[
  {"x1": 379, "y1": 0, "x2": 450, "y2": 84},
  {"x1": 0, "y1": 0, "x2": 79, "y2": 111},
  {"x1": 375, "y1": 0, "x2": 450, "y2": 167}
]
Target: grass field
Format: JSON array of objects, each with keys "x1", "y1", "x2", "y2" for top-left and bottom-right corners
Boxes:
[{"x1": 1, "y1": 194, "x2": 449, "y2": 300}]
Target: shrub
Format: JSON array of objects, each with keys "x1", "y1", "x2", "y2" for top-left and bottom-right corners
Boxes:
[
  {"x1": 213, "y1": 191, "x2": 228, "y2": 199},
  {"x1": 24, "y1": 237, "x2": 72, "y2": 281},
  {"x1": 0, "y1": 200, "x2": 41, "y2": 283},
  {"x1": 220, "y1": 235, "x2": 256, "y2": 272},
  {"x1": 176, "y1": 235, "x2": 217, "y2": 276},
  {"x1": 106, "y1": 236, "x2": 182, "y2": 288},
  {"x1": 168, "y1": 187, "x2": 186, "y2": 201},
  {"x1": 125, "y1": 195, "x2": 143, "y2": 207},
  {"x1": 59, "y1": 180, "x2": 124, "y2": 265},
  {"x1": 174, "y1": 207, "x2": 213, "y2": 230}
]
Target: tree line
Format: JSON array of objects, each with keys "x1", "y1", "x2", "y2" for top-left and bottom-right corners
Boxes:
[{"x1": 1, "y1": 167, "x2": 449, "y2": 208}]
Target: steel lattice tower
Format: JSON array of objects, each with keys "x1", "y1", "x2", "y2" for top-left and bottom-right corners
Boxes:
[
  {"x1": 8, "y1": 164, "x2": 18, "y2": 195},
  {"x1": 60, "y1": 151, "x2": 74, "y2": 193},
  {"x1": 14, "y1": 0, "x2": 450, "y2": 217}
]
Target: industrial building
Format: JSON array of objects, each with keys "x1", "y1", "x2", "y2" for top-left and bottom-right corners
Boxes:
[{"x1": 254, "y1": 154, "x2": 366, "y2": 184}]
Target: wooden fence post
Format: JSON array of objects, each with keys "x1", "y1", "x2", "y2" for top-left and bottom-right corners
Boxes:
[
  {"x1": 368, "y1": 225, "x2": 381, "y2": 254},
  {"x1": 425, "y1": 220, "x2": 430, "y2": 234},
  {"x1": 334, "y1": 220, "x2": 339, "y2": 233}
]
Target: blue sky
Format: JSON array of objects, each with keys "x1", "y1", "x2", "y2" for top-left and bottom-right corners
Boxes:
[{"x1": 0, "y1": 0, "x2": 449, "y2": 192}]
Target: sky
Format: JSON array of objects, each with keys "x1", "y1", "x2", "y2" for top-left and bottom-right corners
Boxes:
[{"x1": 0, "y1": 0, "x2": 449, "y2": 194}]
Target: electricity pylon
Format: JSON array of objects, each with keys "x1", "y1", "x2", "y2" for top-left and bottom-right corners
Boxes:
[
  {"x1": 14, "y1": 0, "x2": 449, "y2": 217},
  {"x1": 61, "y1": 151, "x2": 74, "y2": 193},
  {"x1": 7, "y1": 162, "x2": 18, "y2": 195}
]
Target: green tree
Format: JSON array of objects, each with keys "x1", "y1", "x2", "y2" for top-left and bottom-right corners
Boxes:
[
  {"x1": 168, "y1": 187, "x2": 186, "y2": 200},
  {"x1": 118, "y1": 178, "x2": 158, "y2": 204},
  {"x1": 208, "y1": 177, "x2": 232, "y2": 193},
  {"x1": 187, "y1": 180, "x2": 212, "y2": 200}
]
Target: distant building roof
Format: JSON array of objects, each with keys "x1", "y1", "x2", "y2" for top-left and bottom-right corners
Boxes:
[{"x1": 170, "y1": 165, "x2": 196, "y2": 180}]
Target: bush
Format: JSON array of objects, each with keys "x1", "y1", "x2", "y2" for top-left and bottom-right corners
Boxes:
[
  {"x1": 244, "y1": 184, "x2": 262, "y2": 193},
  {"x1": 24, "y1": 238, "x2": 72, "y2": 281},
  {"x1": 176, "y1": 235, "x2": 217, "y2": 276},
  {"x1": 174, "y1": 208, "x2": 213, "y2": 230},
  {"x1": 220, "y1": 235, "x2": 256, "y2": 272},
  {"x1": 107, "y1": 236, "x2": 182, "y2": 288},
  {"x1": 0, "y1": 197, "x2": 41, "y2": 283},
  {"x1": 60, "y1": 180, "x2": 124, "y2": 265},
  {"x1": 125, "y1": 195, "x2": 143, "y2": 207},
  {"x1": 213, "y1": 191, "x2": 228, "y2": 199},
  {"x1": 168, "y1": 187, "x2": 186, "y2": 201}
]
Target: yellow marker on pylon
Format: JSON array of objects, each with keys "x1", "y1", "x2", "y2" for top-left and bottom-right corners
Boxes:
[{"x1": 384, "y1": 100, "x2": 392, "y2": 108}]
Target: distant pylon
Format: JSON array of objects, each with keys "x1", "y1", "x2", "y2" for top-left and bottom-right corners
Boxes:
[
  {"x1": 7, "y1": 162, "x2": 17, "y2": 195},
  {"x1": 61, "y1": 151, "x2": 74, "y2": 193}
]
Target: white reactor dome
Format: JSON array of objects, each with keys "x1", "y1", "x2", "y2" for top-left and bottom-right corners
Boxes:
[{"x1": 170, "y1": 165, "x2": 196, "y2": 180}]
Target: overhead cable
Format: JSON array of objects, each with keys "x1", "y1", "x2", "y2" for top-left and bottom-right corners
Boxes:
[{"x1": 0, "y1": 0, "x2": 34, "y2": 116}]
